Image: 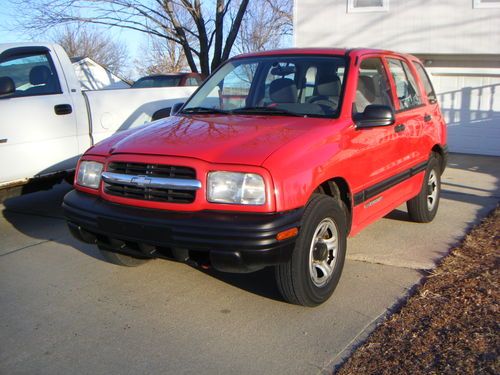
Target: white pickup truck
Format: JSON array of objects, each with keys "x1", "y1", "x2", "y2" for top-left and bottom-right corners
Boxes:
[{"x1": 0, "y1": 42, "x2": 196, "y2": 199}]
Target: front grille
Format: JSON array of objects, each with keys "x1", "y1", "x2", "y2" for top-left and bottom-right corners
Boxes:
[
  {"x1": 104, "y1": 162, "x2": 197, "y2": 203},
  {"x1": 108, "y1": 162, "x2": 196, "y2": 179}
]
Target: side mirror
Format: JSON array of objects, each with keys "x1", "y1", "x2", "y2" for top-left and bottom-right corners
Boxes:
[
  {"x1": 0, "y1": 76, "x2": 15, "y2": 98},
  {"x1": 354, "y1": 104, "x2": 395, "y2": 128},
  {"x1": 170, "y1": 102, "x2": 185, "y2": 116}
]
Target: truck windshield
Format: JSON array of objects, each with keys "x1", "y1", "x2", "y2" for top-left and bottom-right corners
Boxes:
[{"x1": 182, "y1": 55, "x2": 347, "y2": 118}]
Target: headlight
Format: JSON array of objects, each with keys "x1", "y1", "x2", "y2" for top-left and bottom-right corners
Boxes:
[
  {"x1": 76, "y1": 161, "x2": 104, "y2": 189},
  {"x1": 207, "y1": 171, "x2": 265, "y2": 205}
]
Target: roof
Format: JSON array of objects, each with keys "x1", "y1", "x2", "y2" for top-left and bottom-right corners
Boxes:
[{"x1": 232, "y1": 47, "x2": 419, "y2": 63}]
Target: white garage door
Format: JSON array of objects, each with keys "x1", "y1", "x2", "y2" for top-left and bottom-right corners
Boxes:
[{"x1": 430, "y1": 73, "x2": 500, "y2": 156}]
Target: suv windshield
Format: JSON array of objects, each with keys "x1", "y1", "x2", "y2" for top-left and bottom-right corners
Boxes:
[{"x1": 182, "y1": 55, "x2": 347, "y2": 118}]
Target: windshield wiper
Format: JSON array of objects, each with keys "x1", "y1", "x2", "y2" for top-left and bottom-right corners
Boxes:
[
  {"x1": 181, "y1": 106, "x2": 228, "y2": 115},
  {"x1": 231, "y1": 106, "x2": 303, "y2": 117}
]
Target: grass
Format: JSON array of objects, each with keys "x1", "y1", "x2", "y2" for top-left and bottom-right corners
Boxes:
[{"x1": 335, "y1": 206, "x2": 499, "y2": 375}]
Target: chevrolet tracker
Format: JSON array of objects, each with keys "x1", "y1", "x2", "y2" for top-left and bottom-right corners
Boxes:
[{"x1": 63, "y1": 48, "x2": 448, "y2": 306}]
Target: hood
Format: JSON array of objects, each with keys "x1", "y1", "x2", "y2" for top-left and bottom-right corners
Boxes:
[{"x1": 92, "y1": 114, "x2": 326, "y2": 166}]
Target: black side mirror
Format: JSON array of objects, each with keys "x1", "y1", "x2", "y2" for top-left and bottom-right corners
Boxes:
[
  {"x1": 0, "y1": 76, "x2": 15, "y2": 98},
  {"x1": 354, "y1": 104, "x2": 395, "y2": 128},
  {"x1": 170, "y1": 102, "x2": 185, "y2": 116}
]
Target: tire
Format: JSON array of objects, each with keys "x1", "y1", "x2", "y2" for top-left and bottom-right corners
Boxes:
[
  {"x1": 99, "y1": 248, "x2": 150, "y2": 267},
  {"x1": 406, "y1": 154, "x2": 441, "y2": 223},
  {"x1": 275, "y1": 194, "x2": 347, "y2": 307}
]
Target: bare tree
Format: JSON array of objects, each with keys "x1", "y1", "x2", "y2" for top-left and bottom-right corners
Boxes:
[
  {"x1": 53, "y1": 25, "x2": 128, "y2": 75},
  {"x1": 237, "y1": 0, "x2": 293, "y2": 54},
  {"x1": 11, "y1": 0, "x2": 255, "y2": 76},
  {"x1": 135, "y1": 37, "x2": 188, "y2": 75},
  {"x1": 9, "y1": 0, "x2": 291, "y2": 75}
]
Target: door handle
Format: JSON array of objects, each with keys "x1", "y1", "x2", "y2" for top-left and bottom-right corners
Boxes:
[
  {"x1": 424, "y1": 114, "x2": 432, "y2": 122},
  {"x1": 54, "y1": 104, "x2": 73, "y2": 115},
  {"x1": 0, "y1": 138, "x2": 7, "y2": 144},
  {"x1": 394, "y1": 124, "x2": 405, "y2": 133}
]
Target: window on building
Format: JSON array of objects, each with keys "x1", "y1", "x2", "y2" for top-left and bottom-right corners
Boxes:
[
  {"x1": 473, "y1": 0, "x2": 500, "y2": 9},
  {"x1": 347, "y1": 0, "x2": 389, "y2": 13}
]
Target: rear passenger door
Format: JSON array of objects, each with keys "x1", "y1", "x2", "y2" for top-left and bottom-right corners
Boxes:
[{"x1": 385, "y1": 57, "x2": 426, "y2": 167}]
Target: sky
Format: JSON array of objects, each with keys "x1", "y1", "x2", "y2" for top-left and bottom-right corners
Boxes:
[{"x1": 0, "y1": 1, "x2": 151, "y2": 78}]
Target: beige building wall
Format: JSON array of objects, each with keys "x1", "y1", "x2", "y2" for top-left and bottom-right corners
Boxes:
[{"x1": 295, "y1": 0, "x2": 500, "y2": 55}]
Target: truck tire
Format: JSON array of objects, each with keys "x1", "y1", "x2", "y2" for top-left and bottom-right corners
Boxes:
[
  {"x1": 275, "y1": 194, "x2": 347, "y2": 307},
  {"x1": 99, "y1": 248, "x2": 150, "y2": 267},
  {"x1": 406, "y1": 154, "x2": 441, "y2": 223}
]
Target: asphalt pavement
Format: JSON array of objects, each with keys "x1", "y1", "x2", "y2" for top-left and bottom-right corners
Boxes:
[{"x1": 0, "y1": 153, "x2": 498, "y2": 375}]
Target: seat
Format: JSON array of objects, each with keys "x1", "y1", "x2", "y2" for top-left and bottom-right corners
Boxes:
[
  {"x1": 308, "y1": 70, "x2": 341, "y2": 108},
  {"x1": 25, "y1": 65, "x2": 57, "y2": 95},
  {"x1": 269, "y1": 78, "x2": 298, "y2": 103}
]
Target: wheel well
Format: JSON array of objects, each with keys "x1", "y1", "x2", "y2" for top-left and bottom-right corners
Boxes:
[
  {"x1": 431, "y1": 144, "x2": 446, "y2": 173},
  {"x1": 314, "y1": 177, "x2": 352, "y2": 234}
]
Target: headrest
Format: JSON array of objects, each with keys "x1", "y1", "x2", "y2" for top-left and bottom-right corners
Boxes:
[
  {"x1": 357, "y1": 75, "x2": 376, "y2": 102},
  {"x1": 269, "y1": 78, "x2": 297, "y2": 103},
  {"x1": 29, "y1": 65, "x2": 52, "y2": 85},
  {"x1": 316, "y1": 72, "x2": 341, "y2": 97},
  {"x1": 270, "y1": 65, "x2": 296, "y2": 76},
  {"x1": 0, "y1": 76, "x2": 15, "y2": 95}
]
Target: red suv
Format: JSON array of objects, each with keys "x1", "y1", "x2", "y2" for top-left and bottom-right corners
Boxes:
[{"x1": 64, "y1": 48, "x2": 447, "y2": 306}]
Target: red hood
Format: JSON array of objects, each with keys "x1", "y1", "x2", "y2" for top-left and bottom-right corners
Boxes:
[{"x1": 90, "y1": 114, "x2": 324, "y2": 166}]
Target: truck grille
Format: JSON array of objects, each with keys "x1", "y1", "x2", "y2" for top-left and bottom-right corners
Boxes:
[
  {"x1": 103, "y1": 162, "x2": 198, "y2": 204},
  {"x1": 107, "y1": 162, "x2": 196, "y2": 179}
]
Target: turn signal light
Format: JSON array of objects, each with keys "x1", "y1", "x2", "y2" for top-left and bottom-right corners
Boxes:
[{"x1": 276, "y1": 227, "x2": 299, "y2": 241}]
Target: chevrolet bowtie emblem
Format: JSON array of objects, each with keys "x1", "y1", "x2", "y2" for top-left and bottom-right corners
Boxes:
[{"x1": 130, "y1": 175, "x2": 152, "y2": 187}]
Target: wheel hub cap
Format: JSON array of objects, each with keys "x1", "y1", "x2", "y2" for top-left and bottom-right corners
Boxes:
[
  {"x1": 308, "y1": 218, "x2": 339, "y2": 287},
  {"x1": 427, "y1": 169, "x2": 439, "y2": 211}
]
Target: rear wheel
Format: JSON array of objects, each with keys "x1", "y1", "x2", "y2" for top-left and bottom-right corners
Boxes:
[
  {"x1": 275, "y1": 194, "x2": 347, "y2": 307},
  {"x1": 406, "y1": 154, "x2": 441, "y2": 223},
  {"x1": 99, "y1": 248, "x2": 151, "y2": 267}
]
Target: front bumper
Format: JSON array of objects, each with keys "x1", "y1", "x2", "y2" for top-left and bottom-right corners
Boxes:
[{"x1": 63, "y1": 190, "x2": 302, "y2": 273}]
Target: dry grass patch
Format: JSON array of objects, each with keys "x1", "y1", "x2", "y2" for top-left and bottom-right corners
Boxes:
[{"x1": 336, "y1": 206, "x2": 499, "y2": 375}]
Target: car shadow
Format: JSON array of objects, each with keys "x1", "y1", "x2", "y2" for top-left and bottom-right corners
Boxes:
[
  {"x1": 1, "y1": 181, "x2": 284, "y2": 302},
  {"x1": 2, "y1": 153, "x2": 498, "y2": 302}
]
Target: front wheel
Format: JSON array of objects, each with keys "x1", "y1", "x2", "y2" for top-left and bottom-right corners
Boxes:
[
  {"x1": 406, "y1": 154, "x2": 441, "y2": 223},
  {"x1": 275, "y1": 194, "x2": 347, "y2": 307}
]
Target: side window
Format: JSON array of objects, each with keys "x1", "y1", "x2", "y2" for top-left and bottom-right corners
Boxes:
[
  {"x1": 186, "y1": 77, "x2": 199, "y2": 86},
  {"x1": 354, "y1": 57, "x2": 393, "y2": 113},
  {"x1": 413, "y1": 62, "x2": 437, "y2": 103},
  {"x1": 387, "y1": 58, "x2": 422, "y2": 110},
  {"x1": 0, "y1": 53, "x2": 61, "y2": 98}
]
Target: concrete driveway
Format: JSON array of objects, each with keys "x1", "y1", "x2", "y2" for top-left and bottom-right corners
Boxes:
[{"x1": 1, "y1": 154, "x2": 498, "y2": 375}]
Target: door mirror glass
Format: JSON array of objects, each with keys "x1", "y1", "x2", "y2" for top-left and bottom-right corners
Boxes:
[
  {"x1": 354, "y1": 104, "x2": 395, "y2": 128},
  {"x1": 170, "y1": 102, "x2": 185, "y2": 116}
]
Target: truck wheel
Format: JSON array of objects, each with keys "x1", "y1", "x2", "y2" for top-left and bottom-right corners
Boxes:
[
  {"x1": 275, "y1": 194, "x2": 347, "y2": 307},
  {"x1": 407, "y1": 154, "x2": 441, "y2": 223},
  {"x1": 99, "y1": 248, "x2": 150, "y2": 267}
]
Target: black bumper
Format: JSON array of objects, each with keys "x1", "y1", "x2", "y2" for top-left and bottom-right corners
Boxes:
[{"x1": 63, "y1": 190, "x2": 302, "y2": 273}]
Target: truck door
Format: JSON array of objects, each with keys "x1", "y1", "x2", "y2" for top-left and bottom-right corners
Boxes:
[{"x1": 0, "y1": 46, "x2": 78, "y2": 184}]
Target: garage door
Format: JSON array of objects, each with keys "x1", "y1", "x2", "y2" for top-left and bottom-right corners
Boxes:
[{"x1": 430, "y1": 74, "x2": 500, "y2": 156}]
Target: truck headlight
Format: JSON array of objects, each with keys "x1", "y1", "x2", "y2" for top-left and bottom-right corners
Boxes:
[
  {"x1": 76, "y1": 161, "x2": 104, "y2": 189},
  {"x1": 207, "y1": 172, "x2": 265, "y2": 205}
]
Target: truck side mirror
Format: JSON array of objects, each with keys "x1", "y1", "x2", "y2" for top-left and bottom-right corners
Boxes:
[
  {"x1": 170, "y1": 102, "x2": 185, "y2": 116},
  {"x1": 0, "y1": 77, "x2": 15, "y2": 98},
  {"x1": 354, "y1": 104, "x2": 395, "y2": 128}
]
